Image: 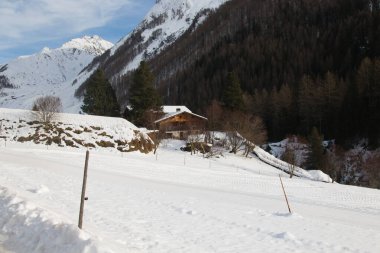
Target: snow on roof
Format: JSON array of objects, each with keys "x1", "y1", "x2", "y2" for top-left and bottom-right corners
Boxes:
[
  {"x1": 162, "y1": 105, "x2": 192, "y2": 114},
  {"x1": 155, "y1": 110, "x2": 207, "y2": 124}
]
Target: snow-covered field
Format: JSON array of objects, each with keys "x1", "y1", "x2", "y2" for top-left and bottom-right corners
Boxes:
[{"x1": 1, "y1": 139, "x2": 380, "y2": 253}]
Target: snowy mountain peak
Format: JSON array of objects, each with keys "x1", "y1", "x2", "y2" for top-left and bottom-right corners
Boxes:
[
  {"x1": 41, "y1": 47, "x2": 51, "y2": 54},
  {"x1": 146, "y1": 0, "x2": 228, "y2": 23},
  {"x1": 0, "y1": 36, "x2": 114, "y2": 113},
  {"x1": 61, "y1": 35, "x2": 113, "y2": 55},
  {"x1": 148, "y1": 0, "x2": 193, "y2": 19}
]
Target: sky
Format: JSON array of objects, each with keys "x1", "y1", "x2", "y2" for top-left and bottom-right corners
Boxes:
[{"x1": 0, "y1": 0, "x2": 155, "y2": 64}]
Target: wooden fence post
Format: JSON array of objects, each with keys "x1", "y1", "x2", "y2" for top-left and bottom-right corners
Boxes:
[
  {"x1": 279, "y1": 174, "x2": 292, "y2": 214},
  {"x1": 78, "y1": 150, "x2": 90, "y2": 229}
]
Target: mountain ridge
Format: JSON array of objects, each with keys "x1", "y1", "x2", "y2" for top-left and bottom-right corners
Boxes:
[
  {"x1": 73, "y1": 0, "x2": 229, "y2": 103},
  {"x1": 0, "y1": 35, "x2": 113, "y2": 113}
]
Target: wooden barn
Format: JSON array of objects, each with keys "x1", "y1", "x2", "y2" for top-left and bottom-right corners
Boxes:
[{"x1": 155, "y1": 106, "x2": 207, "y2": 139}]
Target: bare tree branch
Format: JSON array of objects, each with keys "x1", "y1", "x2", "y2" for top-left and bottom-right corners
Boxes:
[{"x1": 32, "y1": 96, "x2": 62, "y2": 124}]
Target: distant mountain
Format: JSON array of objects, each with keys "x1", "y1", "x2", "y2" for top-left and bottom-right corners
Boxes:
[{"x1": 0, "y1": 36, "x2": 113, "y2": 113}]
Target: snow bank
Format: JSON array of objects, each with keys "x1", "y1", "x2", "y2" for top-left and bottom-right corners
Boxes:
[
  {"x1": 0, "y1": 108, "x2": 137, "y2": 130},
  {"x1": 0, "y1": 108, "x2": 154, "y2": 153},
  {"x1": 253, "y1": 146, "x2": 332, "y2": 183},
  {"x1": 0, "y1": 186, "x2": 113, "y2": 253}
]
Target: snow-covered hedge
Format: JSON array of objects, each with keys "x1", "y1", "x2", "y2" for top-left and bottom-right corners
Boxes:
[
  {"x1": 253, "y1": 146, "x2": 332, "y2": 183},
  {"x1": 0, "y1": 108, "x2": 154, "y2": 153}
]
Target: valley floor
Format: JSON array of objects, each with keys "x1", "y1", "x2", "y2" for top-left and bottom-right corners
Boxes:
[{"x1": 0, "y1": 141, "x2": 380, "y2": 252}]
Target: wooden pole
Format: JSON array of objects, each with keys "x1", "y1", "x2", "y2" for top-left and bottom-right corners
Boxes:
[
  {"x1": 78, "y1": 150, "x2": 90, "y2": 229},
  {"x1": 279, "y1": 174, "x2": 292, "y2": 214}
]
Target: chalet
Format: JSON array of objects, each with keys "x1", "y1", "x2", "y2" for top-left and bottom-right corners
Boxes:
[{"x1": 155, "y1": 106, "x2": 207, "y2": 139}]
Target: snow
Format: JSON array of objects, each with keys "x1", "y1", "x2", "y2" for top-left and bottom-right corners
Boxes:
[
  {"x1": 155, "y1": 111, "x2": 207, "y2": 123},
  {"x1": 61, "y1": 36, "x2": 113, "y2": 55},
  {"x1": 267, "y1": 137, "x2": 309, "y2": 167},
  {"x1": 155, "y1": 105, "x2": 206, "y2": 124},
  {"x1": 162, "y1": 105, "x2": 192, "y2": 113},
  {"x1": 253, "y1": 146, "x2": 332, "y2": 182},
  {"x1": 0, "y1": 186, "x2": 112, "y2": 253},
  {"x1": 0, "y1": 36, "x2": 113, "y2": 114},
  {"x1": 0, "y1": 108, "x2": 153, "y2": 154},
  {"x1": 0, "y1": 108, "x2": 137, "y2": 131},
  {"x1": 1, "y1": 137, "x2": 380, "y2": 252}
]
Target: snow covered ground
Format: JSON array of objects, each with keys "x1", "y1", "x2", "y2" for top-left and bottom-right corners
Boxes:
[{"x1": 1, "y1": 139, "x2": 380, "y2": 253}]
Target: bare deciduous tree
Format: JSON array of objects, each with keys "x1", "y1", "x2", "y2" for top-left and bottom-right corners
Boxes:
[
  {"x1": 187, "y1": 131, "x2": 208, "y2": 155},
  {"x1": 32, "y1": 96, "x2": 62, "y2": 123},
  {"x1": 205, "y1": 99, "x2": 224, "y2": 131},
  {"x1": 151, "y1": 129, "x2": 166, "y2": 154},
  {"x1": 363, "y1": 153, "x2": 380, "y2": 189},
  {"x1": 243, "y1": 116, "x2": 267, "y2": 157},
  {"x1": 224, "y1": 111, "x2": 267, "y2": 155},
  {"x1": 282, "y1": 144, "x2": 296, "y2": 178}
]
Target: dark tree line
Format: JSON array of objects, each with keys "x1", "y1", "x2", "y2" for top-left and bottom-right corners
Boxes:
[
  {"x1": 145, "y1": 0, "x2": 380, "y2": 147},
  {"x1": 79, "y1": 0, "x2": 380, "y2": 147}
]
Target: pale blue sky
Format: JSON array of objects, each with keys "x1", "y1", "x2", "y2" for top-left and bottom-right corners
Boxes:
[{"x1": 0, "y1": 0, "x2": 155, "y2": 64}]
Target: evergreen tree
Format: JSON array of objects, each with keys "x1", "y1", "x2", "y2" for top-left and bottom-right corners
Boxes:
[
  {"x1": 271, "y1": 84, "x2": 294, "y2": 139},
  {"x1": 305, "y1": 127, "x2": 326, "y2": 171},
  {"x1": 222, "y1": 71, "x2": 245, "y2": 111},
  {"x1": 81, "y1": 69, "x2": 120, "y2": 116},
  {"x1": 356, "y1": 58, "x2": 380, "y2": 147},
  {"x1": 128, "y1": 61, "x2": 161, "y2": 126}
]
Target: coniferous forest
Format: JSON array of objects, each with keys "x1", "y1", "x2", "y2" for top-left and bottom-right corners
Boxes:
[
  {"x1": 79, "y1": 0, "x2": 380, "y2": 186},
  {"x1": 135, "y1": 0, "x2": 380, "y2": 147}
]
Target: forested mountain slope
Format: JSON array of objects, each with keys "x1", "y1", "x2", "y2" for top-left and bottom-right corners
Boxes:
[
  {"x1": 146, "y1": 0, "x2": 380, "y2": 145},
  {"x1": 74, "y1": 0, "x2": 229, "y2": 99},
  {"x1": 78, "y1": 0, "x2": 379, "y2": 146}
]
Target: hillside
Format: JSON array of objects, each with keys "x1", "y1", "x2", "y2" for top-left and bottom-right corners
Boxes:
[
  {"x1": 75, "y1": 0, "x2": 380, "y2": 146},
  {"x1": 0, "y1": 139, "x2": 380, "y2": 252},
  {"x1": 147, "y1": 0, "x2": 380, "y2": 144},
  {"x1": 73, "y1": 0, "x2": 229, "y2": 103},
  {"x1": 0, "y1": 36, "x2": 113, "y2": 113}
]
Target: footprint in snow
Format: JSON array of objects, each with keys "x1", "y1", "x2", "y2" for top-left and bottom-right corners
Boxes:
[
  {"x1": 272, "y1": 232, "x2": 301, "y2": 245},
  {"x1": 28, "y1": 185, "x2": 50, "y2": 194},
  {"x1": 183, "y1": 209, "x2": 196, "y2": 215},
  {"x1": 271, "y1": 212, "x2": 303, "y2": 219}
]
